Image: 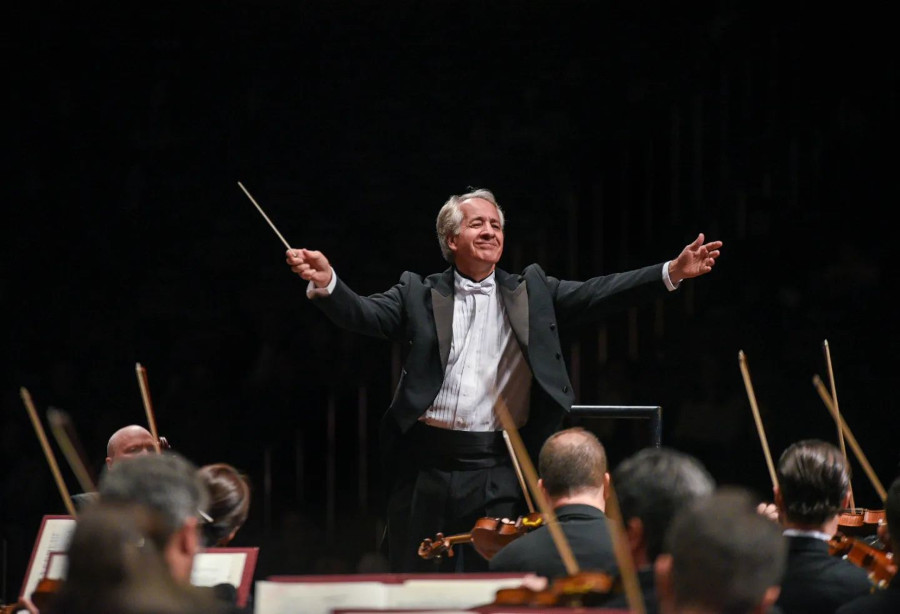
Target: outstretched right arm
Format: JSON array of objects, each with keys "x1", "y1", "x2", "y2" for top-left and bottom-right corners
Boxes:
[
  {"x1": 285, "y1": 248, "x2": 407, "y2": 340},
  {"x1": 286, "y1": 248, "x2": 333, "y2": 288}
]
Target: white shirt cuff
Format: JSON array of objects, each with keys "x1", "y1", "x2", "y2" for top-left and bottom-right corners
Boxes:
[
  {"x1": 662, "y1": 261, "x2": 680, "y2": 291},
  {"x1": 306, "y1": 269, "x2": 338, "y2": 298}
]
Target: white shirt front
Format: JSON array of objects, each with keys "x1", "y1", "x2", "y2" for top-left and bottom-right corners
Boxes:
[{"x1": 421, "y1": 271, "x2": 531, "y2": 431}]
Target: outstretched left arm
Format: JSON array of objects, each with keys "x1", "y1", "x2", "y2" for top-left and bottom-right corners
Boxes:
[{"x1": 668, "y1": 233, "x2": 723, "y2": 285}]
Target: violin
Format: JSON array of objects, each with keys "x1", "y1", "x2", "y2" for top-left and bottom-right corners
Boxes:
[
  {"x1": 0, "y1": 578, "x2": 62, "y2": 614},
  {"x1": 829, "y1": 532, "x2": 897, "y2": 588},
  {"x1": 418, "y1": 512, "x2": 543, "y2": 561},
  {"x1": 492, "y1": 570, "x2": 619, "y2": 608},
  {"x1": 837, "y1": 507, "x2": 886, "y2": 538}
]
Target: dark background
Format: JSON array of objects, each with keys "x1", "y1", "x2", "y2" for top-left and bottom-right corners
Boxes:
[{"x1": 3, "y1": 0, "x2": 897, "y2": 601}]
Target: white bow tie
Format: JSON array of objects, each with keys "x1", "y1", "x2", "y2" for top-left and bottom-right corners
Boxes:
[{"x1": 458, "y1": 278, "x2": 495, "y2": 295}]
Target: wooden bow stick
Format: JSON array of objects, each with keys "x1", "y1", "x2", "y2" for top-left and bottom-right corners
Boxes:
[
  {"x1": 812, "y1": 375, "x2": 887, "y2": 502},
  {"x1": 20, "y1": 388, "x2": 77, "y2": 516},
  {"x1": 823, "y1": 339, "x2": 854, "y2": 509},
  {"x1": 502, "y1": 430, "x2": 535, "y2": 514},
  {"x1": 135, "y1": 362, "x2": 161, "y2": 453},
  {"x1": 47, "y1": 407, "x2": 98, "y2": 494},
  {"x1": 237, "y1": 181, "x2": 293, "y2": 250},
  {"x1": 738, "y1": 350, "x2": 779, "y2": 489}
]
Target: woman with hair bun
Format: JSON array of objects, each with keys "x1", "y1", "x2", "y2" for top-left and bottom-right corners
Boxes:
[{"x1": 197, "y1": 463, "x2": 251, "y2": 547}]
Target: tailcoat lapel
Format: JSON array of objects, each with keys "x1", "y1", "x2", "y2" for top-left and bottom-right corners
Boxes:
[
  {"x1": 431, "y1": 269, "x2": 455, "y2": 370},
  {"x1": 496, "y1": 269, "x2": 529, "y2": 352}
]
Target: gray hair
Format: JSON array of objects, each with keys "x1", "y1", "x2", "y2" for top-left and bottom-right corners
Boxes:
[
  {"x1": 435, "y1": 188, "x2": 505, "y2": 263},
  {"x1": 99, "y1": 452, "x2": 209, "y2": 534}
]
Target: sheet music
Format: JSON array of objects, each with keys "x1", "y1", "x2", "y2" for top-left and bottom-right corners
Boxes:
[
  {"x1": 255, "y1": 574, "x2": 535, "y2": 614},
  {"x1": 256, "y1": 580, "x2": 390, "y2": 614},
  {"x1": 190, "y1": 551, "x2": 247, "y2": 588},
  {"x1": 21, "y1": 516, "x2": 76, "y2": 600}
]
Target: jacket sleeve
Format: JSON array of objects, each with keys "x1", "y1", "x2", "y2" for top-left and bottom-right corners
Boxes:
[{"x1": 310, "y1": 272, "x2": 412, "y2": 342}]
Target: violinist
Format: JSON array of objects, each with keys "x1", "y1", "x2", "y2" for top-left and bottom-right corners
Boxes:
[
  {"x1": 602, "y1": 446, "x2": 716, "y2": 614},
  {"x1": 836, "y1": 475, "x2": 900, "y2": 613},
  {"x1": 774, "y1": 440, "x2": 875, "y2": 614},
  {"x1": 44, "y1": 502, "x2": 225, "y2": 614},
  {"x1": 655, "y1": 487, "x2": 786, "y2": 614},
  {"x1": 488, "y1": 427, "x2": 618, "y2": 579},
  {"x1": 71, "y1": 425, "x2": 161, "y2": 511}
]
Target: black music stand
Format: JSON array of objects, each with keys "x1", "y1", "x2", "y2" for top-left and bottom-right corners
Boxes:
[{"x1": 564, "y1": 405, "x2": 662, "y2": 466}]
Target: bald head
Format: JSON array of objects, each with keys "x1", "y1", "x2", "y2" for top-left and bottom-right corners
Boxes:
[
  {"x1": 538, "y1": 427, "x2": 608, "y2": 499},
  {"x1": 106, "y1": 425, "x2": 157, "y2": 469}
]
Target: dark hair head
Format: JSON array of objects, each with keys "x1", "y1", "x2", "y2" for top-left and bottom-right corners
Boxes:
[
  {"x1": 665, "y1": 487, "x2": 787, "y2": 613},
  {"x1": 612, "y1": 446, "x2": 715, "y2": 559},
  {"x1": 538, "y1": 427, "x2": 607, "y2": 498},
  {"x1": 197, "y1": 463, "x2": 251, "y2": 547},
  {"x1": 776, "y1": 439, "x2": 850, "y2": 525}
]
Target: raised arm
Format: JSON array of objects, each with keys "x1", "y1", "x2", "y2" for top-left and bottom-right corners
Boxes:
[
  {"x1": 286, "y1": 248, "x2": 333, "y2": 288},
  {"x1": 667, "y1": 233, "x2": 723, "y2": 285}
]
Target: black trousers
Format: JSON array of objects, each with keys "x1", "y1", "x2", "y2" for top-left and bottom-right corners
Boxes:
[{"x1": 385, "y1": 423, "x2": 525, "y2": 573}]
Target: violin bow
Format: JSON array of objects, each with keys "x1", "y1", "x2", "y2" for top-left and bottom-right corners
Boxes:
[
  {"x1": 492, "y1": 395, "x2": 578, "y2": 575},
  {"x1": 237, "y1": 181, "x2": 293, "y2": 250},
  {"x1": 823, "y1": 340, "x2": 855, "y2": 509},
  {"x1": 812, "y1": 375, "x2": 887, "y2": 502},
  {"x1": 20, "y1": 388, "x2": 77, "y2": 516},
  {"x1": 47, "y1": 407, "x2": 98, "y2": 494},
  {"x1": 502, "y1": 430, "x2": 535, "y2": 514},
  {"x1": 738, "y1": 351, "x2": 779, "y2": 490},
  {"x1": 135, "y1": 362, "x2": 162, "y2": 453}
]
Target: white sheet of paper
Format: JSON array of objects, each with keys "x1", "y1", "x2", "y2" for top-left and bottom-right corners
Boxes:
[
  {"x1": 22, "y1": 517, "x2": 76, "y2": 600},
  {"x1": 255, "y1": 580, "x2": 389, "y2": 614},
  {"x1": 190, "y1": 551, "x2": 247, "y2": 588}
]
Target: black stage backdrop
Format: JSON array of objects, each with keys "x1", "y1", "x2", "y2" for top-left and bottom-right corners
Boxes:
[{"x1": 3, "y1": 0, "x2": 897, "y2": 597}]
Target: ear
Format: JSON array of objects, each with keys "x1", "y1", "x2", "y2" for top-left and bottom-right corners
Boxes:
[
  {"x1": 753, "y1": 585, "x2": 781, "y2": 613},
  {"x1": 654, "y1": 553, "x2": 674, "y2": 607},
  {"x1": 840, "y1": 490, "x2": 853, "y2": 509},
  {"x1": 105, "y1": 456, "x2": 113, "y2": 470},
  {"x1": 625, "y1": 517, "x2": 648, "y2": 566},
  {"x1": 180, "y1": 516, "x2": 200, "y2": 557},
  {"x1": 602, "y1": 473, "x2": 611, "y2": 501},
  {"x1": 447, "y1": 233, "x2": 458, "y2": 253}
]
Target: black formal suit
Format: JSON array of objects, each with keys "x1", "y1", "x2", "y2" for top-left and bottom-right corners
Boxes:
[
  {"x1": 311, "y1": 262, "x2": 671, "y2": 571},
  {"x1": 776, "y1": 535, "x2": 875, "y2": 614},
  {"x1": 836, "y1": 575, "x2": 900, "y2": 614},
  {"x1": 488, "y1": 504, "x2": 618, "y2": 580}
]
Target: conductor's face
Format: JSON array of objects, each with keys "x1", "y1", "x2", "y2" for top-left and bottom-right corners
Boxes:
[{"x1": 448, "y1": 197, "x2": 504, "y2": 280}]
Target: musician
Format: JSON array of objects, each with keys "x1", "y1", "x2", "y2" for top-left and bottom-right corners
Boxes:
[
  {"x1": 70, "y1": 425, "x2": 161, "y2": 511},
  {"x1": 44, "y1": 502, "x2": 227, "y2": 614},
  {"x1": 487, "y1": 427, "x2": 617, "y2": 579},
  {"x1": 774, "y1": 439, "x2": 875, "y2": 614},
  {"x1": 286, "y1": 187, "x2": 722, "y2": 572},
  {"x1": 835, "y1": 475, "x2": 900, "y2": 613},
  {"x1": 97, "y1": 452, "x2": 209, "y2": 585},
  {"x1": 655, "y1": 487, "x2": 786, "y2": 614},
  {"x1": 197, "y1": 463, "x2": 251, "y2": 547},
  {"x1": 105, "y1": 425, "x2": 159, "y2": 468},
  {"x1": 602, "y1": 446, "x2": 716, "y2": 613}
]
